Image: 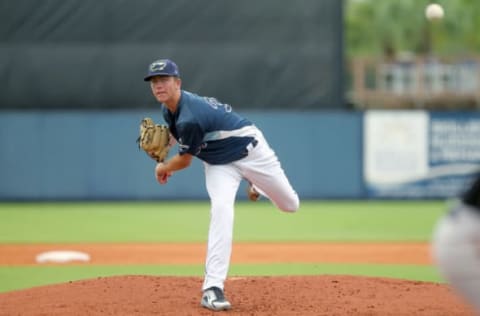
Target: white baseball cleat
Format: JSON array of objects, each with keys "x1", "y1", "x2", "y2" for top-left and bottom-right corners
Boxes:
[{"x1": 201, "y1": 287, "x2": 232, "y2": 311}]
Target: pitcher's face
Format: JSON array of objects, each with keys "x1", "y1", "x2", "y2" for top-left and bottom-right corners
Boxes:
[{"x1": 150, "y1": 76, "x2": 181, "y2": 104}]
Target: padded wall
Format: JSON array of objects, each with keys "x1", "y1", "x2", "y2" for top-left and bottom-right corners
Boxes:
[{"x1": 0, "y1": 0, "x2": 343, "y2": 110}]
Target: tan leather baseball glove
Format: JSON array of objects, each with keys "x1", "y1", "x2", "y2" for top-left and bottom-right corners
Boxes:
[{"x1": 137, "y1": 117, "x2": 171, "y2": 162}]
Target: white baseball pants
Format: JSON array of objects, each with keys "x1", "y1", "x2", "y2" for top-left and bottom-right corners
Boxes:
[{"x1": 202, "y1": 127, "x2": 299, "y2": 290}]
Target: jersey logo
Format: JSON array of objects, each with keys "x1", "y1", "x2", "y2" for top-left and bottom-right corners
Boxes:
[
  {"x1": 178, "y1": 138, "x2": 190, "y2": 152},
  {"x1": 204, "y1": 97, "x2": 232, "y2": 112},
  {"x1": 179, "y1": 144, "x2": 189, "y2": 151}
]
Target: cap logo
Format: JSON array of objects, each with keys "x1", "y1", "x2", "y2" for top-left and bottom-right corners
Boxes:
[{"x1": 150, "y1": 61, "x2": 166, "y2": 72}]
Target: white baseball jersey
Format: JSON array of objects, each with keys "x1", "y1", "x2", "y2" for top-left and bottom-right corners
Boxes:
[{"x1": 432, "y1": 175, "x2": 480, "y2": 312}]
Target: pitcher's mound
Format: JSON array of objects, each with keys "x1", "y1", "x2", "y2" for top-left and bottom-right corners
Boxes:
[{"x1": 0, "y1": 275, "x2": 474, "y2": 316}]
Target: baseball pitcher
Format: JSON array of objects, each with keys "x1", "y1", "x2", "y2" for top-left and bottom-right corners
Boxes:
[{"x1": 139, "y1": 59, "x2": 300, "y2": 311}]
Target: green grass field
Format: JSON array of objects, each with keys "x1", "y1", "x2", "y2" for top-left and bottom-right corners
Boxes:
[{"x1": 0, "y1": 200, "x2": 449, "y2": 293}]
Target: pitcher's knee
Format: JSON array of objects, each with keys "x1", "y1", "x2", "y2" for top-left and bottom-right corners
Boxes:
[{"x1": 278, "y1": 195, "x2": 300, "y2": 212}]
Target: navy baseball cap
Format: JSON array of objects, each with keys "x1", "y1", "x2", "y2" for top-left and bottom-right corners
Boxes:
[{"x1": 144, "y1": 59, "x2": 180, "y2": 81}]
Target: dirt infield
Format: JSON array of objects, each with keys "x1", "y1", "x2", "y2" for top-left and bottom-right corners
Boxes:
[
  {"x1": 0, "y1": 242, "x2": 432, "y2": 265},
  {"x1": 0, "y1": 242, "x2": 475, "y2": 315}
]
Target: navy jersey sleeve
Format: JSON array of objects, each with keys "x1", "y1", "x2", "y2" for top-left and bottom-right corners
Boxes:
[{"x1": 176, "y1": 122, "x2": 205, "y2": 156}]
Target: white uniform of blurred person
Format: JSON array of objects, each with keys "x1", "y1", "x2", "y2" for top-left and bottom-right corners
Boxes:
[{"x1": 432, "y1": 173, "x2": 480, "y2": 312}]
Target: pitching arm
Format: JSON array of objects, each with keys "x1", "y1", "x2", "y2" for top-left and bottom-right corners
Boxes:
[{"x1": 155, "y1": 153, "x2": 193, "y2": 184}]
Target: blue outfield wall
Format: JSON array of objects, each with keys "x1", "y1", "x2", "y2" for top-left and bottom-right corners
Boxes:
[{"x1": 0, "y1": 111, "x2": 363, "y2": 200}]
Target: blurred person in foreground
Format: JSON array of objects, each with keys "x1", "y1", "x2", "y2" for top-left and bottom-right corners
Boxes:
[
  {"x1": 143, "y1": 58, "x2": 300, "y2": 311},
  {"x1": 432, "y1": 173, "x2": 480, "y2": 313}
]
